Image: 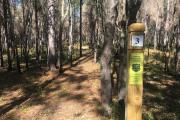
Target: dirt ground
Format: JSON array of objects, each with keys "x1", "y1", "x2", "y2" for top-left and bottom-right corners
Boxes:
[{"x1": 0, "y1": 55, "x2": 105, "y2": 120}]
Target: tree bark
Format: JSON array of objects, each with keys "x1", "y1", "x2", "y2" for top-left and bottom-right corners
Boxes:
[
  {"x1": 94, "y1": 0, "x2": 99, "y2": 63},
  {"x1": 176, "y1": 20, "x2": 180, "y2": 71},
  {"x1": 116, "y1": 0, "x2": 127, "y2": 100},
  {"x1": 68, "y1": 1, "x2": 73, "y2": 66},
  {"x1": 48, "y1": 0, "x2": 56, "y2": 71},
  {"x1": 12, "y1": 1, "x2": 21, "y2": 73},
  {"x1": 3, "y1": 0, "x2": 12, "y2": 71},
  {"x1": 22, "y1": 0, "x2": 33, "y2": 70},
  {"x1": 154, "y1": 8, "x2": 160, "y2": 50},
  {"x1": 175, "y1": 0, "x2": 180, "y2": 71},
  {"x1": 0, "y1": 26, "x2": 3, "y2": 67},
  {"x1": 101, "y1": 0, "x2": 118, "y2": 114},
  {"x1": 164, "y1": 0, "x2": 177, "y2": 71},
  {"x1": 58, "y1": 24, "x2": 63, "y2": 73},
  {"x1": 79, "y1": 0, "x2": 83, "y2": 57},
  {"x1": 58, "y1": 0, "x2": 69, "y2": 73},
  {"x1": 35, "y1": 0, "x2": 40, "y2": 64},
  {"x1": 126, "y1": 0, "x2": 142, "y2": 25}
]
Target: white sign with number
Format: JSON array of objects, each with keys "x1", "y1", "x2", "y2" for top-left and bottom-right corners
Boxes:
[{"x1": 132, "y1": 35, "x2": 144, "y2": 47}]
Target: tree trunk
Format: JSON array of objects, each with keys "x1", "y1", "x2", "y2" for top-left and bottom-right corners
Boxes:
[
  {"x1": 12, "y1": 1, "x2": 21, "y2": 73},
  {"x1": 58, "y1": 0, "x2": 69, "y2": 73},
  {"x1": 164, "y1": 0, "x2": 176, "y2": 71},
  {"x1": 0, "y1": 26, "x2": 3, "y2": 67},
  {"x1": 35, "y1": 0, "x2": 40, "y2": 65},
  {"x1": 58, "y1": 24, "x2": 63, "y2": 73},
  {"x1": 15, "y1": 45, "x2": 21, "y2": 73},
  {"x1": 127, "y1": 0, "x2": 142, "y2": 25},
  {"x1": 79, "y1": 0, "x2": 83, "y2": 57},
  {"x1": 176, "y1": 21, "x2": 180, "y2": 71},
  {"x1": 3, "y1": 0, "x2": 12, "y2": 71},
  {"x1": 68, "y1": 2, "x2": 73, "y2": 66},
  {"x1": 42, "y1": 3, "x2": 49, "y2": 67},
  {"x1": 94, "y1": 0, "x2": 99, "y2": 63},
  {"x1": 164, "y1": 0, "x2": 170, "y2": 49},
  {"x1": 94, "y1": 27, "x2": 98, "y2": 63},
  {"x1": 91, "y1": 7, "x2": 96, "y2": 61},
  {"x1": 101, "y1": 0, "x2": 118, "y2": 114},
  {"x1": 22, "y1": 0, "x2": 33, "y2": 70},
  {"x1": 48, "y1": 0, "x2": 56, "y2": 71},
  {"x1": 116, "y1": 0, "x2": 127, "y2": 100},
  {"x1": 154, "y1": 9, "x2": 160, "y2": 50}
]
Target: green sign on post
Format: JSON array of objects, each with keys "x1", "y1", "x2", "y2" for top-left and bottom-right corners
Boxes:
[{"x1": 129, "y1": 52, "x2": 144, "y2": 85}]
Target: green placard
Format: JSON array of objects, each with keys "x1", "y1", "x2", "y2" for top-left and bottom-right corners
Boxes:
[{"x1": 129, "y1": 52, "x2": 144, "y2": 85}]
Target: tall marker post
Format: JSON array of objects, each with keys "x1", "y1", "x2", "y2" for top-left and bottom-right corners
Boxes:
[{"x1": 126, "y1": 23, "x2": 145, "y2": 120}]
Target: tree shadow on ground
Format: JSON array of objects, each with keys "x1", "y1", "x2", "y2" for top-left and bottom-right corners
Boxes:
[
  {"x1": 0, "y1": 69, "x2": 58, "y2": 116},
  {"x1": 0, "y1": 54, "x2": 103, "y2": 120},
  {"x1": 143, "y1": 63, "x2": 180, "y2": 120}
]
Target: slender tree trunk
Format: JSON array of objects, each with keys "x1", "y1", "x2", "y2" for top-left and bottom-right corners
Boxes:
[
  {"x1": 176, "y1": 21, "x2": 180, "y2": 71},
  {"x1": 58, "y1": 24, "x2": 63, "y2": 73},
  {"x1": 48, "y1": 0, "x2": 56, "y2": 70},
  {"x1": 88, "y1": 1, "x2": 97, "y2": 61},
  {"x1": 15, "y1": 45, "x2": 21, "y2": 73},
  {"x1": 20, "y1": 34, "x2": 23, "y2": 60},
  {"x1": 154, "y1": 9, "x2": 160, "y2": 50},
  {"x1": 68, "y1": 2, "x2": 73, "y2": 66},
  {"x1": 12, "y1": 2, "x2": 21, "y2": 73},
  {"x1": 58, "y1": 0, "x2": 64, "y2": 73},
  {"x1": 42, "y1": 4, "x2": 49, "y2": 67},
  {"x1": 0, "y1": 26, "x2": 3, "y2": 67},
  {"x1": 94, "y1": 0, "x2": 99, "y2": 63},
  {"x1": 94, "y1": 26, "x2": 98, "y2": 63},
  {"x1": 164, "y1": 0, "x2": 176, "y2": 71},
  {"x1": 79, "y1": 0, "x2": 82, "y2": 57},
  {"x1": 3, "y1": 0, "x2": 12, "y2": 71},
  {"x1": 175, "y1": 0, "x2": 180, "y2": 71},
  {"x1": 89, "y1": 3, "x2": 95, "y2": 50},
  {"x1": 94, "y1": 21, "x2": 99, "y2": 63},
  {"x1": 35, "y1": 0, "x2": 40, "y2": 64},
  {"x1": 164, "y1": 0, "x2": 170, "y2": 54},
  {"x1": 57, "y1": 24, "x2": 60, "y2": 69},
  {"x1": 24, "y1": 35, "x2": 29, "y2": 70},
  {"x1": 22, "y1": 0, "x2": 33, "y2": 70},
  {"x1": 58, "y1": 0, "x2": 69, "y2": 73}
]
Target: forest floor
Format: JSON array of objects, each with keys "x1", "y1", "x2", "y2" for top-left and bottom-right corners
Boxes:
[
  {"x1": 0, "y1": 51, "x2": 179, "y2": 120},
  {"x1": 0, "y1": 54, "x2": 106, "y2": 120},
  {"x1": 142, "y1": 49, "x2": 180, "y2": 120}
]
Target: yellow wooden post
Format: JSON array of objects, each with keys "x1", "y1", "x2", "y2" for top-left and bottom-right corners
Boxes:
[{"x1": 126, "y1": 23, "x2": 145, "y2": 120}]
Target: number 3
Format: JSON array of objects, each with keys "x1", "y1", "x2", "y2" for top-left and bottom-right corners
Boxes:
[{"x1": 135, "y1": 38, "x2": 139, "y2": 44}]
